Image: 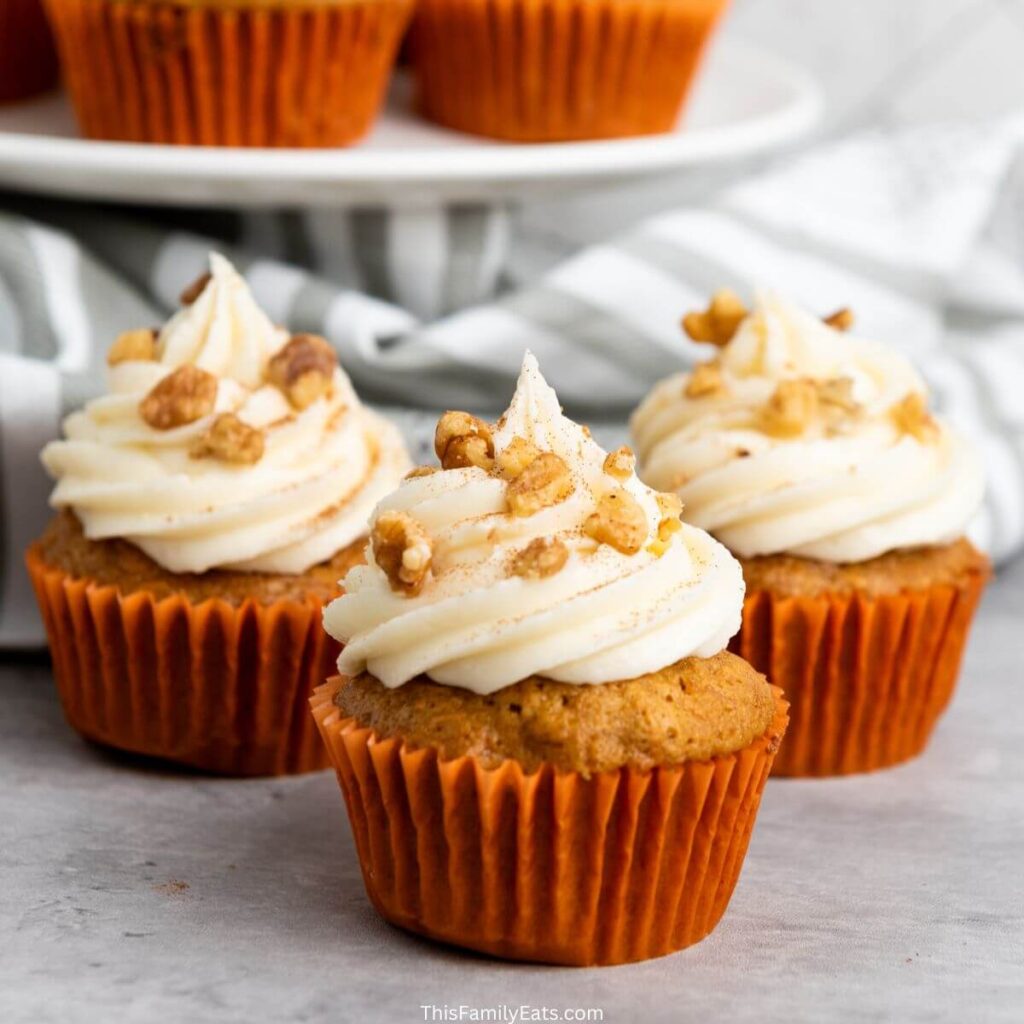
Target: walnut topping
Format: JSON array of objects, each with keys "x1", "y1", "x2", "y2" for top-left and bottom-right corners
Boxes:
[
  {"x1": 179, "y1": 271, "x2": 212, "y2": 305},
  {"x1": 603, "y1": 446, "x2": 635, "y2": 480},
  {"x1": 648, "y1": 494, "x2": 683, "y2": 556},
  {"x1": 435, "y1": 411, "x2": 494, "y2": 471},
  {"x1": 139, "y1": 365, "x2": 217, "y2": 430},
  {"x1": 584, "y1": 487, "x2": 648, "y2": 555},
  {"x1": 443, "y1": 435, "x2": 494, "y2": 471},
  {"x1": 647, "y1": 515, "x2": 682, "y2": 558},
  {"x1": 371, "y1": 511, "x2": 433, "y2": 596},
  {"x1": 890, "y1": 392, "x2": 938, "y2": 442},
  {"x1": 107, "y1": 328, "x2": 157, "y2": 366},
  {"x1": 405, "y1": 466, "x2": 438, "y2": 480},
  {"x1": 657, "y1": 515, "x2": 682, "y2": 542},
  {"x1": 656, "y1": 492, "x2": 683, "y2": 520},
  {"x1": 507, "y1": 453, "x2": 574, "y2": 517},
  {"x1": 510, "y1": 537, "x2": 569, "y2": 579},
  {"x1": 760, "y1": 378, "x2": 819, "y2": 437},
  {"x1": 818, "y1": 376, "x2": 858, "y2": 412},
  {"x1": 682, "y1": 290, "x2": 748, "y2": 347},
  {"x1": 496, "y1": 436, "x2": 540, "y2": 480},
  {"x1": 189, "y1": 413, "x2": 264, "y2": 464},
  {"x1": 685, "y1": 361, "x2": 724, "y2": 398},
  {"x1": 268, "y1": 334, "x2": 337, "y2": 410},
  {"x1": 823, "y1": 307, "x2": 855, "y2": 331}
]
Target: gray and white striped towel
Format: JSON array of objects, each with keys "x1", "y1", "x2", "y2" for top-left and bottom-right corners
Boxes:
[{"x1": 3, "y1": 119, "x2": 1024, "y2": 646}]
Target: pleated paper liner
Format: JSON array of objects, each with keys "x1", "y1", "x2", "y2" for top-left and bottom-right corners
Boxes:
[
  {"x1": 730, "y1": 572, "x2": 988, "y2": 777},
  {"x1": 0, "y1": 0, "x2": 59, "y2": 102},
  {"x1": 312, "y1": 677, "x2": 788, "y2": 966},
  {"x1": 410, "y1": 0, "x2": 729, "y2": 142},
  {"x1": 43, "y1": 0, "x2": 413, "y2": 146},
  {"x1": 26, "y1": 545, "x2": 341, "y2": 776}
]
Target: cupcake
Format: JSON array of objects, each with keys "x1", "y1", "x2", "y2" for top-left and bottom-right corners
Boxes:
[
  {"x1": 43, "y1": 0, "x2": 413, "y2": 146},
  {"x1": 27, "y1": 253, "x2": 411, "y2": 776},
  {"x1": 313, "y1": 353, "x2": 787, "y2": 965},
  {"x1": 631, "y1": 291, "x2": 991, "y2": 777},
  {"x1": 0, "y1": 0, "x2": 59, "y2": 102},
  {"x1": 409, "y1": 0, "x2": 729, "y2": 142}
]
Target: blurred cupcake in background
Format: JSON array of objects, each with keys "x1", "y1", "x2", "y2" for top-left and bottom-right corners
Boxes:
[
  {"x1": 27, "y1": 253, "x2": 411, "y2": 776},
  {"x1": 409, "y1": 0, "x2": 729, "y2": 141},
  {"x1": 43, "y1": 0, "x2": 414, "y2": 145},
  {"x1": 0, "y1": 0, "x2": 59, "y2": 102},
  {"x1": 313, "y1": 353, "x2": 787, "y2": 966},
  {"x1": 631, "y1": 291, "x2": 990, "y2": 776}
]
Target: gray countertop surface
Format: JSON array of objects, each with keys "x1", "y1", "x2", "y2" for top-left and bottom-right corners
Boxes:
[{"x1": 2, "y1": 561, "x2": 1023, "y2": 1024}]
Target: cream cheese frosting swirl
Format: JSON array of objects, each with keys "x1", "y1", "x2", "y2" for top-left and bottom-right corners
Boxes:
[
  {"x1": 42, "y1": 253, "x2": 410, "y2": 574},
  {"x1": 631, "y1": 292, "x2": 985, "y2": 563},
  {"x1": 325, "y1": 353, "x2": 744, "y2": 694}
]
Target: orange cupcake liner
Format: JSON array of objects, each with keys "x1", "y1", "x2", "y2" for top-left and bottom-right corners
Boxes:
[
  {"x1": 26, "y1": 545, "x2": 341, "y2": 776},
  {"x1": 410, "y1": 0, "x2": 729, "y2": 141},
  {"x1": 731, "y1": 574, "x2": 988, "y2": 777},
  {"x1": 0, "y1": 0, "x2": 59, "y2": 102},
  {"x1": 43, "y1": 0, "x2": 413, "y2": 146},
  {"x1": 312, "y1": 677, "x2": 787, "y2": 965}
]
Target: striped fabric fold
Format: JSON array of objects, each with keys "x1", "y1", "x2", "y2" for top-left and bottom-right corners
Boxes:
[{"x1": 2, "y1": 120, "x2": 1023, "y2": 645}]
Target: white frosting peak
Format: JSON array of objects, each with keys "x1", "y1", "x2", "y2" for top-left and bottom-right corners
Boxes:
[
  {"x1": 632, "y1": 293, "x2": 984, "y2": 562},
  {"x1": 325, "y1": 353, "x2": 745, "y2": 694},
  {"x1": 160, "y1": 252, "x2": 283, "y2": 388},
  {"x1": 42, "y1": 253, "x2": 410, "y2": 574}
]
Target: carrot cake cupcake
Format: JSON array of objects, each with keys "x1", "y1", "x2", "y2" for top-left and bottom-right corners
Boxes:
[
  {"x1": 44, "y1": 0, "x2": 413, "y2": 146},
  {"x1": 312, "y1": 353, "x2": 787, "y2": 965},
  {"x1": 631, "y1": 291, "x2": 990, "y2": 776},
  {"x1": 409, "y1": 0, "x2": 729, "y2": 141},
  {"x1": 28, "y1": 252, "x2": 411, "y2": 776}
]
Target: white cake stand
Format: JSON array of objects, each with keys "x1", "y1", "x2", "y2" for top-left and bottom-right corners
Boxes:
[
  {"x1": 0, "y1": 38, "x2": 819, "y2": 207},
  {"x1": 0, "y1": 38, "x2": 821, "y2": 316}
]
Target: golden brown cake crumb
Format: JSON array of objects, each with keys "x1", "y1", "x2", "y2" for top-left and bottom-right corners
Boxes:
[
  {"x1": 740, "y1": 538, "x2": 990, "y2": 599},
  {"x1": 335, "y1": 651, "x2": 776, "y2": 776},
  {"x1": 32, "y1": 510, "x2": 364, "y2": 606}
]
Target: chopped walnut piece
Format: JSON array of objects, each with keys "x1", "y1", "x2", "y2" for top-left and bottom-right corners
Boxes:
[
  {"x1": 603, "y1": 446, "x2": 635, "y2": 480},
  {"x1": 496, "y1": 436, "x2": 540, "y2": 480},
  {"x1": 107, "y1": 328, "x2": 157, "y2": 366},
  {"x1": 890, "y1": 392, "x2": 938, "y2": 443},
  {"x1": 682, "y1": 289, "x2": 748, "y2": 347},
  {"x1": 139, "y1": 365, "x2": 217, "y2": 430},
  {"x1": 267, "y1": 334, "x2": 337, "y2": 410},
  {"x1": 656, "y1": 492, "x2": 683, "y2": 520},
  {"x1": 179, "y1": 271, "x2": 212, "y2": 305},
  {"x1": 685, "y1": 361, "x2": 724, "y2": 398},
  {"x1": 510, "y1": 537, "x2": 569, "y2": 580},
  {"x1": 817, "y1": 376, "x2": 858, "y2": 412},
  {"x1": 657, "y1": 516, "x2": 682, "y2": 542},
  {"x1": 189, "y1": 413, "x2": 264, "y2": 464},
  {"x1": 371, "y1": 511, "x2": 433, "y2": 596},
  {"x1": 507, "y1": 453, "x2": 574, "y2": 517},
  {"x1": 647, "y1": 515, "x2": 682, "y2": 558},
  {"x1": 442, "y1": 435, "x2": 494, "y2": 471},
  {"x1": 584, "y1": 487, "x2": 648, "y2": 555},
  {"x1": 405, "y1": 466, "x2": 438, "y2": 480},
  {"x1": 434, "y1": 411, "x2": 495, "y2": 471},
  {"x1": 823, "y1": 307, "x2": 855, "y2": 331},
  {"x1": 760, "y1": 379, "x2": 818, "y2": 438}
]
